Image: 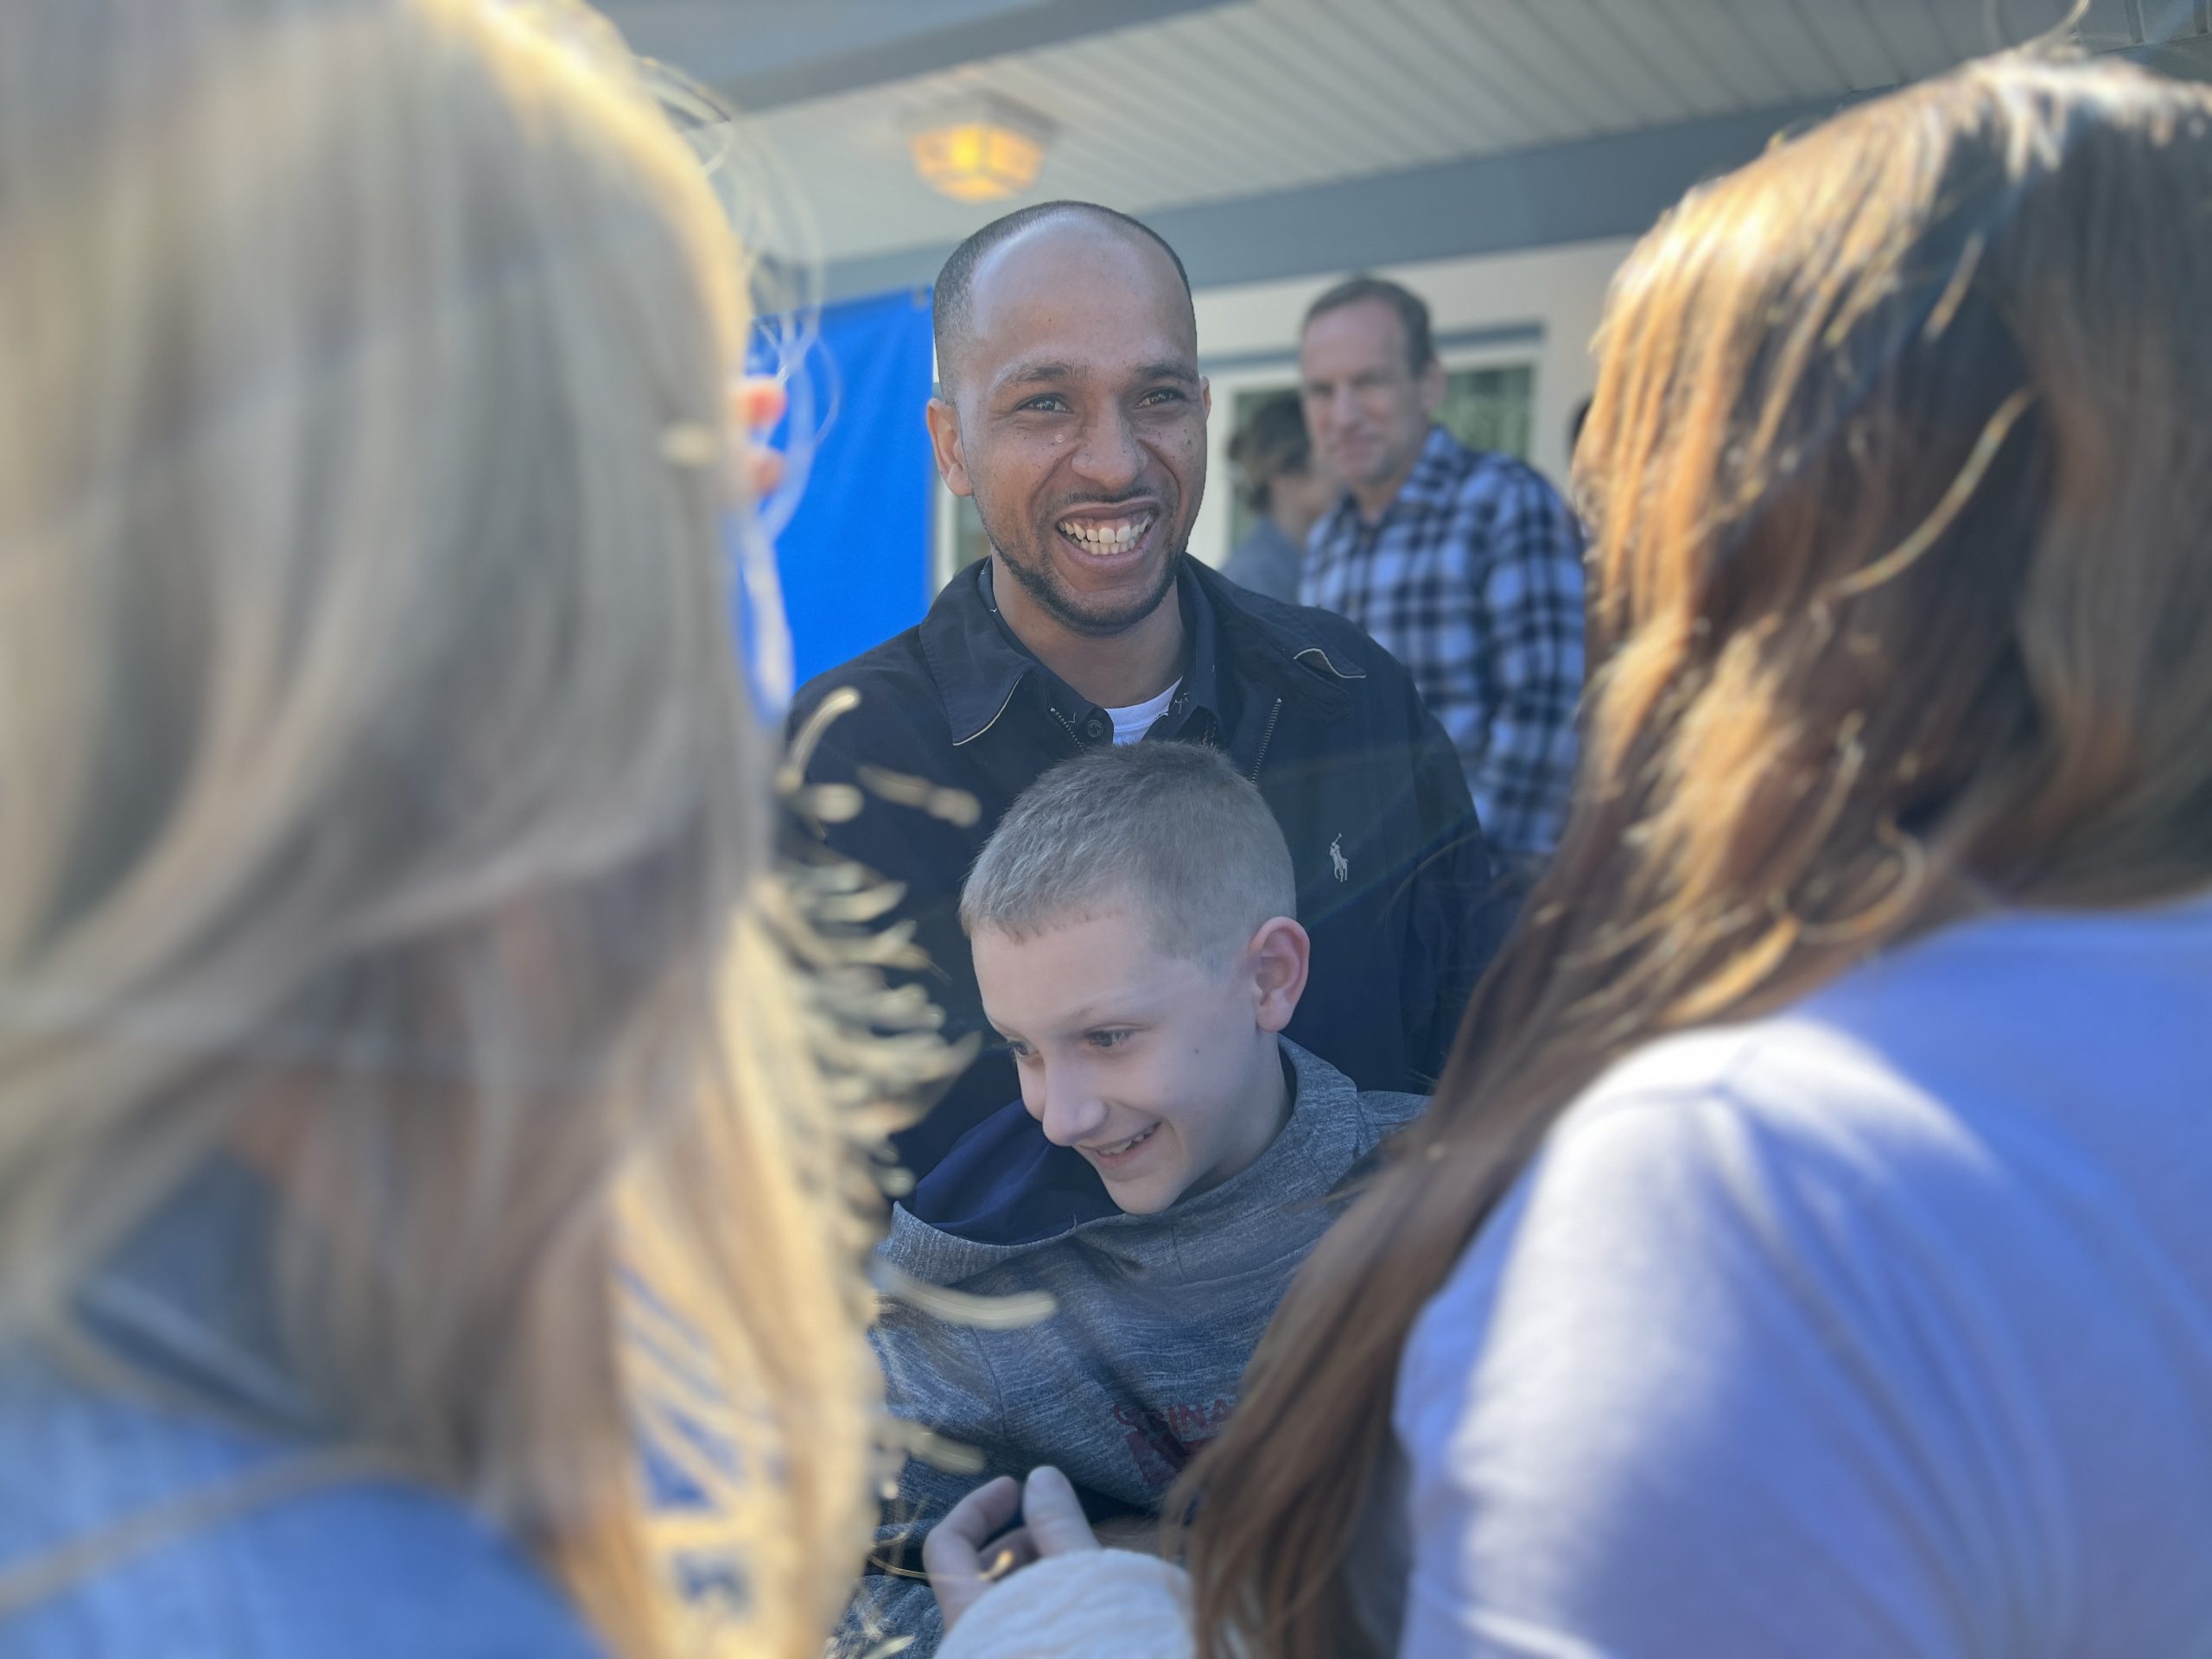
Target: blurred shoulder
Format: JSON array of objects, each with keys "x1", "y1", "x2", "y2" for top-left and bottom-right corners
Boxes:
[
  {"x1": 1444, "y1": 440, "x2": 1571, "y2": 507},
  {"x1": 791, "y1": 623, "x2": 933, "y2": 723},
  {"x1": 787, "y1": 623, "x2": 952, "y2": 778},
  {"x1": 1360, "y1": 1088, "x2": 1430, "y2": 1136},
  {"x1": 220, "y1": 1479, "x2": 607, "y2": 1656},
  {"x1": 0, "y1": 1368, "x2": 601, "y2": 1658},
  {"x1": 41, "y1": 1479, "x2": 602, "y2": 1657}
]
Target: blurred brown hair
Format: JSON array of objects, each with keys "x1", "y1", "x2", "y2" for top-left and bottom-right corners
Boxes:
[
  {"x1": 1302, "y1": 274, "x2": 1435, "y2": 374},
  {"x1": 1227, "y1": 392, "x2": 1313, "y2": 515},
  {"x1": 1174, "y1": 51, "x2": 2212, "y2": 1657}
]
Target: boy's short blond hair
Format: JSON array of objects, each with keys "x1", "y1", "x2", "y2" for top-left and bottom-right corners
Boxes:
[{"x1": 959, "y1": 742, "x2": 1296, "y2": 969}]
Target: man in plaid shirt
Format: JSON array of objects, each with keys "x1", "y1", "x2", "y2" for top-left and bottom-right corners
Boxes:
[{"x1": 1298, "y1": 276, "x2": 1586, "y2": 861}]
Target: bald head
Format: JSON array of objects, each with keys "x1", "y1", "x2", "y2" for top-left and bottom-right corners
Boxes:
[
  {"x1": 933, "y1": 202, "x2": 1194, "y2": 400},
  {"x1": 918, "y1": 200, "x2": 1210, "y2": 649}
]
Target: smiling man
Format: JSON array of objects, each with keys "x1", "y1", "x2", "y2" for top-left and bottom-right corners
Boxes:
[{"x1": 788, "y1": 202, "x2": 1503, "y2": 1179}]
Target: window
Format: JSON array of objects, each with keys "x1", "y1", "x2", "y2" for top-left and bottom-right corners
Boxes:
[{"x1": 1438, "y1": 363, "x2": 1534, "y2": 460}]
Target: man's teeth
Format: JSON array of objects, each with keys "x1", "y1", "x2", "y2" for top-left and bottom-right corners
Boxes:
[
  {"x1": 1098, "y1": 1124, "x2": 1155, "y2": 1156},
  {"x1": 1057, "y1": 513, "x2": 1155, "y2": 552}
]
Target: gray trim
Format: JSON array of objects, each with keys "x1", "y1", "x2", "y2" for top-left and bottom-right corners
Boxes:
[
  {"x1": 1200, "y1": 321, "x2": 1542, "y2": 377},
  {"x1": 2123, "y1": 31, "x2": 2212, "y2": 76},
  {"x1": 606, "y1": 0, "x2": 1236, "y2": 112},
  {"x1": 823, "y1": 95, "x2": 1847, "y2": 302}
]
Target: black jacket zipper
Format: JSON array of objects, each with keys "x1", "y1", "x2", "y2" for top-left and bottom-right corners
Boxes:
[{"x1": 1248, "y1": 697, "x2": 1283, "y2": 782}]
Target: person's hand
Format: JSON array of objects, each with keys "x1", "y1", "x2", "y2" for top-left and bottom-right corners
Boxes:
[
  {"x1": 924, "y1": 1465, "x2": 1101, "y2": 1635},
  {"x1": 728, "y1": 375, "x2": 785, "y2": 499}
]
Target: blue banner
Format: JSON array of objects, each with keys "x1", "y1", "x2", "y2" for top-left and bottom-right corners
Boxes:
[{"x1": 764, "y1": 288, "x2": 938, "y2": 690}]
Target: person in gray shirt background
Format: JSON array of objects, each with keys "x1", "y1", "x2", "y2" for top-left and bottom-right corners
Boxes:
[{"x1": 1219, "y1": 391, "x2": 1337, "y2": 602}]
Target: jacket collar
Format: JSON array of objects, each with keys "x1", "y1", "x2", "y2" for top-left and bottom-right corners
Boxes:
[
  {"x1": 1319, "y1": 423, "x2": 1467, "y2": 535},
  {"x1": 922, "y1": 556, "x2": 1357, "y2": 747},
  {"x1": 1396, "y1": 423, "x2": 1471, "y2": 509},
  {"x1": 919, "y1": 562, "x2": 1031, "y2": 747}
]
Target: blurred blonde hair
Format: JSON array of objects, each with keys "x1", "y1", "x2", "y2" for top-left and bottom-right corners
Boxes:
[
  {"x1": 0, "y1": 2, "x2": 891, "y2": 1654},
  {"x1": 1179, "y1": 51, "x2": 2212, "y2": 1656}
]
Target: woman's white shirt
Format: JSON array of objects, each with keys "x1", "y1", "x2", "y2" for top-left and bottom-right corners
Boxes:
[{"x1": 1394, "y1": 898, "x2": 2212, "y2": 1657}]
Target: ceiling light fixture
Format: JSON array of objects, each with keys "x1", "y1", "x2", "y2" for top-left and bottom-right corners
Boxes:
[{"x1": 906, "y1": 92, "x2": 1055, "y2": 203}]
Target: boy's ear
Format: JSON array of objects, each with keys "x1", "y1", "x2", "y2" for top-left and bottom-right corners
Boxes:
[{"x1": 1249, "y1": 917, "x2": 1311, "y2": 1034}]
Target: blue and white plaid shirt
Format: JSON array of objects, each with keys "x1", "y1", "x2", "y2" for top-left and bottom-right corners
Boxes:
[{"x1": 1301, "y1": 425, "x2": 1585, "y2": 858}]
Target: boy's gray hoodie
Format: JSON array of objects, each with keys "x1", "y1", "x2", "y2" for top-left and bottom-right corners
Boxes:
[{"x1": 839, "y1": 1039, "x2": 1424, "y2": 1657}]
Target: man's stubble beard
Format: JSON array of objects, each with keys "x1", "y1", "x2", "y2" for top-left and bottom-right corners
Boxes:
[{"x1": 977, "y1": 494, "x2": 1186, "y2": 640}]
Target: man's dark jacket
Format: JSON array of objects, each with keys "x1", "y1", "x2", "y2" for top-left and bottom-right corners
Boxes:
[{"x1": 787, "y1": 557, "x2": 1505, "y2": 1175}]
